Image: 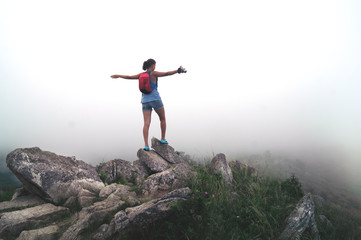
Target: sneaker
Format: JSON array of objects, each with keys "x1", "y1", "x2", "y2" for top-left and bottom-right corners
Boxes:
[
  {"x1": 143, "y1": 146, "x2": 150, "y2": 151},
  {"x1": 160, "y1": 139, "x2": 168, "y2": 144}
]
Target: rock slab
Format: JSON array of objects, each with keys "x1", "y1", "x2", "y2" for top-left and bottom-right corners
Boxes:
[
  {"x1": 0, "y1": 203, "x2": 69, "y2": 239},
  {"x1": 137, "y1": 149, "x2": 170, "y2": 173},
  {"x1": 279, "y1": 193, "x2": 320, "y2": 240},
  {"x1": 96, "y1": 159, "x2": 150, "y2": 185},
  {"x1": 151, "y1": 137, "x2": 184, "y2": 164},
  {"x1": 6, "y1": 147, "x2": 104, "y2": 204},
  {"x1": 210, "y1": 153, "x2": 233, "y2": 185}
]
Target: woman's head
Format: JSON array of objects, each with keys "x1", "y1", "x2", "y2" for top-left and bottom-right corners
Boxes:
[{"x1": 143, "y1": 59, "x2": 156, "y2": 71}]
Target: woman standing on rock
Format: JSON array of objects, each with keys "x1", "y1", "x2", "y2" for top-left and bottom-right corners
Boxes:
[{"x1": 111, "y1": 58, "x2": 186, "y2": 151}]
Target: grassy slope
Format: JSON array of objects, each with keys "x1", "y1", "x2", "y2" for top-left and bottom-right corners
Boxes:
[{"x1": 126, "y1": 160, "x2": 361, "y2": 240}]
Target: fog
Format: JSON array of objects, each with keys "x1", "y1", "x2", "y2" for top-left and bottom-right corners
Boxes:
[{"x1": 1, "y1": 1, "x2": 361, "y2": 195}]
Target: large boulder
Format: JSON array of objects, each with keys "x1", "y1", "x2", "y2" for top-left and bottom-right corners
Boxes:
[
  {"x1": 96, "y1": 159, "x2": 150, "y2": 185},
  {"x1": 210, "y1": 153, "x2": 233, "y2": 186},
  {"x1": 151, "y1": 137, "x2": 185, "y2": 164},
  {"x1": 59, "y1": 194, "x2": 125, "y2": 240},
  {"x1": 6, "y1": 147, "x2": 104, "y2": 205},
  {"x1": 142, "y1": 163, "x2": 193, "y2": 197},
  {"x1": 137, "y1": 149, "x2": 170, "y2": 173},
  {"x1": 0, "y1": 203, "x2": 69, "y2": 239},
  {"x1": 279, "y1": 193, "x2": 320, "y2": 240}
]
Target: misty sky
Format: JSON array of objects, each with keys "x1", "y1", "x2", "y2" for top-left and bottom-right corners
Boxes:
[{"x1": 1, "y1": 0, "x2": 361, "y2": 185}]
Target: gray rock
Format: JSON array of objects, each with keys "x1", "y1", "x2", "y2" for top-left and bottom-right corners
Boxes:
[
  {"x1": 16, "y1": 225, "x2": 59, "y2": 240},
  {"x1": 151, "y1": 137, "x2": 184, "y2": 164},
  {"x1": 59, "y1": 194, "x2": 125, "y2": 240},
  {"x1": 137, "y1": 149, "x2": 170, "y2": 173},
  {"x1": 6, "y1": 147, "x2": 104, "y2": 205},
  {"x1": 0, "y1": 203, "x2": 69, "y2": 239},
  {"x1": 77, "y1": 189, "x2": 98, "y2": 208},
  {"x1": 229, "y1": 160, "x2": 258, "y2": 177},
  {"x1": 319, "y1": 215, "x2": 333, "y2": 227},
  {"x1": 92, "y1": 211, "x2": 129, "y2": 240},
  {"x1": 0, "y1": 194, "x2": 44, "y2": 213},
  {"x1": 99, "y1": 183, "x2": 140, "y2": 207},
  {"x1": 210, "y1": 153, "x2": 233, "y2": 185},
  {"x1": 126, "y1": 187, "x2": 191, "y2": 228},
  {"x1": 96, "y1": 159, "x2": 150, "y2": 185},
  {"x1": 142, "y1": 163, "x2": 193, "y2": 197},
  {"x1": 92, "y1": 187, "x2": 191, "y2": 240},
  {"x1": 279, "y1": 193, "x2": 320, "y2": 240}
]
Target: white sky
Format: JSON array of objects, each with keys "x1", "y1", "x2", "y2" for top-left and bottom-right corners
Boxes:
[{"x1": 1, "y1": 0, "x2": 360, "y2": 183}]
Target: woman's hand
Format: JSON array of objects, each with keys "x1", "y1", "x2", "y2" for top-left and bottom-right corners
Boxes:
[{"x1": 111, "y1": 75, "x2": 119, "y2": 78}]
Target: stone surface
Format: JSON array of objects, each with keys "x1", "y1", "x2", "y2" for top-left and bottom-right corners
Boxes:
[
  {"x1": 92, "y1": 211, "x2": 129, "y2": 240},
  {"x1": 93, "y1": 188, "x2": 191, "y2": 239},
  {"x1": 77, "y1": 189, "x2": 98, "y2": 208},
  {"x1": 151, "y1": 137, "x2": 184, "y2": 164},
  {"x1": 0, "y1": 194, "x2": 44, "y2": 213},
  {"x1": 96, "y1": 159, "x2": 150, "y2": 185},
  {"x1": 6, "y1": 147, "x2": 104, "y2": 204},
  {"x1": 126, "y1": 187, "x2": 191, "y2": 228},
  {"x1": 16, "y1": 225, "x2": 59, "y2": 240},
  {"x1": 229, "y1": 160, "x2": 258, "y2": 177},
  {"x1": 279, "y1": 193, "x2": 320, "y2": 240},
  {"x1": 99, "y1": 183, "x2": 140, "y2": 206},
  {"x1": 59, "y1": 194, "x2": 125, "y2": 240},
  {"x1": 142, "y1": 163, "x2": 193, "y2": 196},
  {"x1": 137, "y1": 149, "x2": 170, "y2": 173},
  {"x1": 0, "y1": 203, "x2": 69, "y2": 239},
  {"x1": 210, "y1": 153, "x2": 233, "y2": 185}
]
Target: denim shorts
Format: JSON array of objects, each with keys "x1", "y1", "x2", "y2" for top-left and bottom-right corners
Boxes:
[{"x1": 142, "y1": 100, "x2": 164, "y2": 111}]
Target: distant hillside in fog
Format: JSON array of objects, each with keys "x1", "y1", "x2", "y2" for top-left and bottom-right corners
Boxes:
[{"x1": 0, "y1": 152, "x2": 21, "y2": 189}]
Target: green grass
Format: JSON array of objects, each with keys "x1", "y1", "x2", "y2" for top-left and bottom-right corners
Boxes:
[
  {"x1": 0, "y1": 186, "x2": 17, "y2": 202},
  {"x1": 127, "y1": 161, "x2": 304, "y2": 240},
  {"x1": 316, "y1": 202, "x2": 361, "y2": 240}
]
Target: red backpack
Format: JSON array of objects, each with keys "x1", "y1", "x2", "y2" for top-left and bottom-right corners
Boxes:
[{"x1": 139, "y1": 72, "x2": 156, "y2": 94}]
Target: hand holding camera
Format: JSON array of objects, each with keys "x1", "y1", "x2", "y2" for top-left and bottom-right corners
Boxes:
[{"x1": 177, "y1": 66, "x2": 187, "y2": 74}]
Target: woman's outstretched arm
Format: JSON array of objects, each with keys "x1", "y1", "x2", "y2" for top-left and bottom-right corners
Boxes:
[
  {"x1": 153, "y1": 66, "x2": 186, "y2": 77},
  {"x1": 111, "y1": 73, "x2": 141, "y2": 79},
  {"x1": 153, "y1": 70, "x2": 178, "y2": 77}
]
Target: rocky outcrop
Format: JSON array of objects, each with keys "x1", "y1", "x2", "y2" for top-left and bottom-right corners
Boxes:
[
  {"x1": 210, "y1": 153, "x2": 233, "y2": 185},
  {"x1": 151, "y1": 137, "x2": 185, "y2": 164},
  {"x1": 59, "y1": 195, "x2": 125, "y2": 240},
  {"x1": 96, "y1": 159, "x2": 150, "y2": 185},
  {"x1": 142, "y1": 163, "x2": 193, "y2": 197},
  {"x1": 279, "y1": 193, "x2": 320, "y2": 240},
  {"x1": 6, "y1": 147, "x2": 104, "y2": 205},
  {"x1": 2, "y1": 140, "x2": 197, "y2": 239},
  {"x1": 137, "y1": 149, "x2": 170, "y2": 173},
  {"x1": 92, "y1": 187, "x2": 191, "y2": 240},
  {"x1": 229, "y1": 160, "x2": 258, "y2": 177},
  {"x1": 0, "y1": 203, "x2": 69, "y2": 239}
]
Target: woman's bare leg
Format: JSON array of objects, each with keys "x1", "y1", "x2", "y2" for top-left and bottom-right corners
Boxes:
[
  {"x1": 155, "y1": 107, "x2": 166, "y2": 141},
  {"x1": 143, "y1": 110, "x2": 152, "y2": 147}
]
